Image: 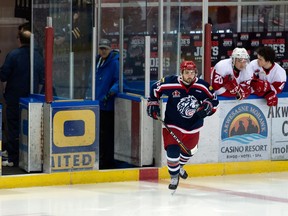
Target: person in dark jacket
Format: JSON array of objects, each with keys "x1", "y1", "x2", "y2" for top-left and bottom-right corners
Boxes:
[
  {"x1": 95, "y1": 38, "x2": 120, "y2": 169},
  {"x1": 0, "y1": 30, "x2": 44, "y2": 167}
]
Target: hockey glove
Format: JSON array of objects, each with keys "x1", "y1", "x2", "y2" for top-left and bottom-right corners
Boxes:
[
  {"x1": 196, "y1": 100, "x2": 213, "y2": 119},
  {"x1": 236, "y1": 86, "x2": 251, "y2": 100},
  {"x1": 147, "y1": 100, "x2": 160, "y2": 120},
  {"x1": 251, "y1": 79, "x2": 271, "y2": 94},
  {"x1": 236, "y1": 90, "x2": 244, "y2": 100},
  {"x1": 264, "y1": 91, "x2": 278, "y2": 106},
  {"x1": 223, "y1": 76, "x2": 239, "y2": 94}
]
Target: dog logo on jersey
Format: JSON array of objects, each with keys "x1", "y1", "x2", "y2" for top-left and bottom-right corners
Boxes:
[{"x1": 177, "y1": 95, "x2": 200, "y2": 119}]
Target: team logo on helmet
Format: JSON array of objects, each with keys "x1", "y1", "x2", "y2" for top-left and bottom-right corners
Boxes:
[{"x1": 177, "y1": 95, "x2": 200, "y2": 119}]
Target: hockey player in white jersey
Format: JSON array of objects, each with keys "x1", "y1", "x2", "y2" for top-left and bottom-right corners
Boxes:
[
  {"x1": 247, "y1": 46, "x2": 286, "y2": 106},
  {"x1": 211, "y1": 47, "x2": 253, "y2": 100}
]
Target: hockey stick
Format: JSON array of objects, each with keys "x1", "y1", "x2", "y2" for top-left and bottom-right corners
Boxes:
[{"x1": 158, "y1": 118, "x2": 192, "y2": 156}]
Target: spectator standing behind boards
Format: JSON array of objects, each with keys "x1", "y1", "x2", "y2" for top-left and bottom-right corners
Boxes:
[
  {"x1": 147, "y1": 61, "x2": 219, "y2": 191},
  {"x1": 0, "y1": 30, "x2": 44, "y2": 167},
  {"x1": 1, "y1": 22, "x2": 32, "y2": 160},
  {"x1": 248, "y1": 46, "x2": 286, "y2": 106},
  {"x1": 211, "y1": 48, "x2": 253, "y2": 100},
  {"x1": 95, "y1": 38, "x2": 120, "y2": 169},
  {"x1": 18, "y1": 22, "x2": 31, "y2": 32}
]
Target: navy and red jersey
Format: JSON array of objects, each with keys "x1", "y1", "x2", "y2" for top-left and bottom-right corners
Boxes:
[{"x1": 148, "y1": 75, "x2": 219, "y2": 131}]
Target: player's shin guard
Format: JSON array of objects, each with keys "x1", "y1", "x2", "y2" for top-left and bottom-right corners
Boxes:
[
  {"x1": 179, "y1": 145, "x2": 197, "y2": 179},
  {"x1": 179, "y1": 152, "x2": 190, "y2": 179},
  {"x1": 180, "y1": 152, "x2": 192, "y2": 166},
  {"x1": 180, "y1": 144, "x2": 198, "y2": 166},
  {"x1": 166, "y1": 145, "x2": 181, "y2": 190}
]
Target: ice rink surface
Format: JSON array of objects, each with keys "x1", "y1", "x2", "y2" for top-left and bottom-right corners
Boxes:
[{"x1": 0, "y1": 172, "x2": 288, "y2": 216}]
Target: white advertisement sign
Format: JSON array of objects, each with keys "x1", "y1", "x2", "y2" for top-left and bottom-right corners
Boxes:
[
  {"x1": 271, "y1": 98, "x2": 288, "y2": 160},
  {"x1": 219, "y1": 100, "x2": 271, "y2": 162}
]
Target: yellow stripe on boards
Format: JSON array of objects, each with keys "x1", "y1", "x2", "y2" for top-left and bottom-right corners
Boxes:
[{"x1": 1, "y1": 161, "x2": 288, "y2": 189}]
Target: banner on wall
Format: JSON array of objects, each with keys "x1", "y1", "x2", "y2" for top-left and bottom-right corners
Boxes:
[
  {"x1": 219, "y1": 101, "x2": 270, "y2": 162},
  {"x1": 106, "y1": 32, "x2": 288, "y2": 81},
  {"x1": 210, "y1": 32, "x2": 288, "y2": 69},
  {"x1": 270, "y1": 98, "x2": 288, "y2": 160}
]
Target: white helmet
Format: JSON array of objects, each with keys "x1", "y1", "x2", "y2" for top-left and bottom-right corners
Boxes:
[{"x1": 231, "y1": 48, "x2": 250, "y2": 66}]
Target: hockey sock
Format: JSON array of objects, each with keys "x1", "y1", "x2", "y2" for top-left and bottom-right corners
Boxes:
[
  {"x1": 179, "y1": 152, "x2": 192, "y2": 166},
  {"x1": 166, "y1": 144, "x2": 181, "y2": 176}
]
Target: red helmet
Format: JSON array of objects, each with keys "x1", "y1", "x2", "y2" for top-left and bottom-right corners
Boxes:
[{"x1": 180, "y1": 61, "x2": 197, "y2": 71}]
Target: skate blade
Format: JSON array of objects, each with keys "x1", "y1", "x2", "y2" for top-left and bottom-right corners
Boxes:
[{"x1": 171, "y1": 189, "x2": 177, "y2": 195}]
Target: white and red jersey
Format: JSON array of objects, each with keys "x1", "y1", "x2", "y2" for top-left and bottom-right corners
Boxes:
[
  {"x1": 211, "y1": 58, "x2": 253, "y2": 97},
  {"x1": 246, "y1": 59, "x2": 287, "y2": 94}
]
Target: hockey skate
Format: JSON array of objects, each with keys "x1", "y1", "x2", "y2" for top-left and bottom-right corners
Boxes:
[
  {"x1": 179, "y1": 167, "x2": 188, "y2": 179},
  {"x1": 169, "y1": 175, "x2": 179, "y2": 191}
]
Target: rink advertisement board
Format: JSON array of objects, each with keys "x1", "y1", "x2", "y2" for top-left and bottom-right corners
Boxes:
[
  {"x1": 161, "y1": 95, "x2": 288, "y2": 166},
  {"x1": 219, "y1": 99, "x2": 271, "y2": 162},
  {"x1": 43, "y1": 100, "x2": 99, "y2": 173},
  {"x1": 19, "y1": 98, "x2": 43, "y2": 172},
  {"x1": 271, "y1": 98, "x2": 288, "y2": 160}
]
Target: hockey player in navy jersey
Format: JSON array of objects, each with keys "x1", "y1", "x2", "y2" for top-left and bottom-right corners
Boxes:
[{"x1": 147, "y1": 61, "x2": 219, "y2": 191}]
